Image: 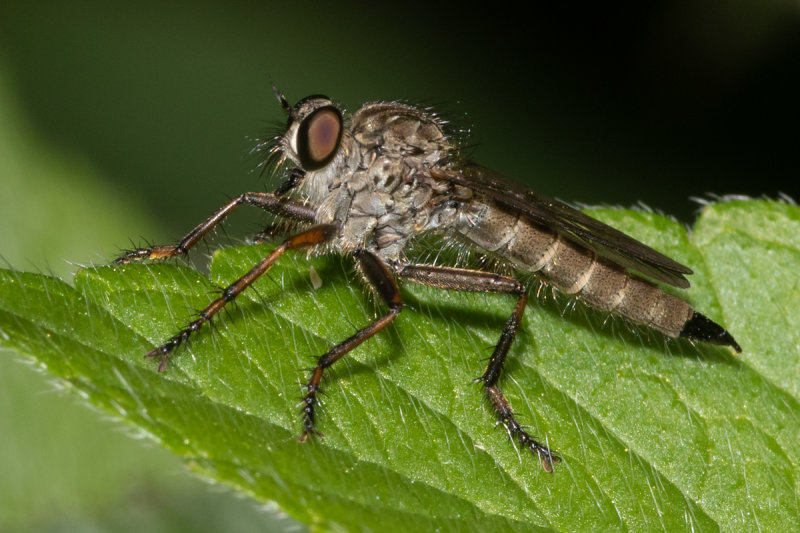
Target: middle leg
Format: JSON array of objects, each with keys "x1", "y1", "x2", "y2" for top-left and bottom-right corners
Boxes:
[
  {"x1": 145, "y1": 224, "x2": 337, "y2": 371},
  {"x1": 299, "y1": 250, "x2": 403, "y2": 440}
]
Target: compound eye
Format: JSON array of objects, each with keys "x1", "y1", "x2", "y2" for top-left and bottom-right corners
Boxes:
[{"x1": 296, "y1": 106, "x2": 342, "y2": 171}]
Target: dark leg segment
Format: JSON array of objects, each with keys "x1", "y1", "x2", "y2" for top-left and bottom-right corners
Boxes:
[
  {"x1": 145, "y1": 225, "x2": 337, "y2": 371},
  {"x1": 300, "y1": 250, "x2": 403, "y2": 440},
  {"x1": 114, "y1": 192, "x2": 316, "y2": 263},
  {"x1": 397, "y1": 263, "x2": 559, "y2": 471},
  {"x1": 273, "y1": 168, "x2": 306, "y2": 197}
]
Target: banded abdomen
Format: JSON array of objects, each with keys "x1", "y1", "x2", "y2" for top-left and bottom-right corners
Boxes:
[{"x1": 458, "y1": 199, "x2": 740, "y2": 349}]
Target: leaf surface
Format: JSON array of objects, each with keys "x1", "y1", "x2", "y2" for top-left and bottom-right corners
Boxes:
[{"x1": 1, "y1": 199, "x2": 797, "y2": 531}]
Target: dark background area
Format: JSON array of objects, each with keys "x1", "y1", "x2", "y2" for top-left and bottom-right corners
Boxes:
[
  {"x1": 3, "y1": 1, "x2": 798, "y2": 238},
  {"x1": 1, "y1": 1, "x2": 798, "y2": 531}
]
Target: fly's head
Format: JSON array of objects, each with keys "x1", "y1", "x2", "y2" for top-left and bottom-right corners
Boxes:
[
  {"x1": 269, "y1": 90, "x2": 357, "y2": 204},
  {"x1": 282, "y1": 94, "x2": 343, "y2": 171}
]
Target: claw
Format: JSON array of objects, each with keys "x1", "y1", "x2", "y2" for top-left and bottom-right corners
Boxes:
[
  {"x1": 298, "y1": 428, "x2": 323, "y2": 442},
  {"x1": 114, "y1": 248, "x2": 153, "y2": 264},
  {"x1": 113, "y1": 244, "x2": 182, "y2": 264},
  {"x1": 536, "y1": 447, "x2": 561, "y2": 473}
]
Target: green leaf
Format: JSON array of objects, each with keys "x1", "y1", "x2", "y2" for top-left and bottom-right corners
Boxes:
[{"x1": 1, "y1": 199, "x2": 797, "y2": 531}]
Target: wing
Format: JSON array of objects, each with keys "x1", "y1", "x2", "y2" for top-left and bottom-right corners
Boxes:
[{"x1": 431, "y1": 162, "x2": 692, "y2": 289}]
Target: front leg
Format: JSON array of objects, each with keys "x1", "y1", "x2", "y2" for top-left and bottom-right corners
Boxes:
[
  {"x1": 114, "y1": 192, "x2": 316, "y2": 263},
  {"x1": 397, "y1": 263, "x2": 559, "y2": 472}
]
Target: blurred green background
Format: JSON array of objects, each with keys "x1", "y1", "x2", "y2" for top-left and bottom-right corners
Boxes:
[{"x1": 1, "y1": 1, "x2": 798, "y2": 531}]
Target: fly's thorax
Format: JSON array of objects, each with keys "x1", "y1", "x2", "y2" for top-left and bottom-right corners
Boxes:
[
  {"x1": 331, "y1": 150, "x2": 461, "y2": 260},
  {"x1": 350, "y1": 101, "x2": 451, "y2": 162},
  {"x1": 458, "y1": 198, "x2": 693, "y2": 338},
  {"x1": 304, "y1": 101, "x2": 459, "y2": 260}
]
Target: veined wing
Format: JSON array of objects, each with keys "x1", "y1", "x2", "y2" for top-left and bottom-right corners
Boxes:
[{"x1": 431, "y1": 162, "x2": 692, "y2": 289}]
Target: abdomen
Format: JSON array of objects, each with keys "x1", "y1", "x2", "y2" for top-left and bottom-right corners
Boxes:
[{"x1": 457, "y1": 202, "x2": 692, "y2": 338}]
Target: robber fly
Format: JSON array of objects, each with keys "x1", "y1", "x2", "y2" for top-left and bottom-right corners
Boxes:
[{"x1": 115, "y1": 90, "x2": 741, "y2": 471}]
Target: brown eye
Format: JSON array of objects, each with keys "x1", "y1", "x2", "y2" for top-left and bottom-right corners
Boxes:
[{"x1": 297, "y1": 106, "x2": 342, "y2": 170}]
